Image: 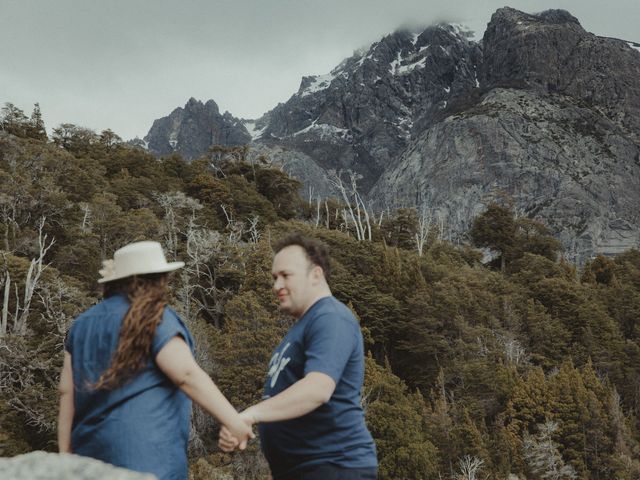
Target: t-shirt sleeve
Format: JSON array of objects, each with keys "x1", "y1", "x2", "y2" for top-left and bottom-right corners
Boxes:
[
  {"x1": 152, "y1": 308, "x2": 193, "y2": 358},
  {"x1": 303, "y1": 312, "x2": 357, "y2": 383}
]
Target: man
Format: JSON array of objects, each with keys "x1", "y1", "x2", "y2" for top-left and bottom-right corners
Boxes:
[{"x1": 220, "y1": 233, "x2": 378, "y2": 479}]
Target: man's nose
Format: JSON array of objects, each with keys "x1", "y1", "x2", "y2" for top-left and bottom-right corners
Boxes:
[{"x1": 273, "y1": 276, "x2": 283, "y2": 291}]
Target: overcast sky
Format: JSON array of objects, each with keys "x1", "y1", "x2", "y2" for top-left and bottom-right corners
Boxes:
[{"x1": 1, "y1": 0, "x2": 638, "y2": 140}]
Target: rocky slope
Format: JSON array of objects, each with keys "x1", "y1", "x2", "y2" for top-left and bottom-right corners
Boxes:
[
  {"x1": 371, "y1": 8, "x2": 640, "y2": 260},
  {"x1": 142, "y1": 7, "x2": 640, "y2": 261},
  {"x1": 254, "y1": 24, "x2": 481, "y2": 191},
  {"x1": 480, "y1": 8, "x2": 640, "y2": 140},
  {"x1": 370, "y1": 88, "x2": 640, "y2": 261}
]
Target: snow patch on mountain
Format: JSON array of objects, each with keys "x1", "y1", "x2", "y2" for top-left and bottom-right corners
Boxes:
[
  {"x1": 242, "y1": 119, "x2": 267, "y2": 140},
  {"x1": 389, "y1": 51, "x2": 403, "y2": 74},
  {"x1": 292, "y1": 119, "x2": 351, "y2": 141},
  {"x1": 300, "y1": 73, "x2": 336, "y2": 97},
  {"x1": 397, "y1": 56, "x2": 427, "y2": 75},
  {"x1": 168, "y1": 130, "x2": 178, "y2": 149},
  {"x1": 449, "y1": 22, "x2": 483, "y2": 42}
]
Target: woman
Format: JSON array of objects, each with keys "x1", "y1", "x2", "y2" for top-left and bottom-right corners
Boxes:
[{"x1": 57, "y1": 241, "x2": 252, "y2": 479}]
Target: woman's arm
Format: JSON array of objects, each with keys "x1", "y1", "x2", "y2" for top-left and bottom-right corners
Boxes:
[
  {"x1": 155, "y1": 336, "x2": 254, "y2": 449},
  {"x1": 57, "y1": 352, "x2": 74, "y2": 453}
]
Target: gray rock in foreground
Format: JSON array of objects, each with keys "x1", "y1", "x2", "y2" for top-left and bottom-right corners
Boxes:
[{"x1": 0, "y1": 451, "x2": 157, "y2": 480}]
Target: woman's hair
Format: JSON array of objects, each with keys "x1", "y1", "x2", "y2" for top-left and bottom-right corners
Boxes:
[{"x1": 93, "y1": 273, "x2": 169, "y2": 390}]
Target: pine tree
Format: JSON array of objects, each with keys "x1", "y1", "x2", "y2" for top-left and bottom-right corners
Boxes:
[
  {"x1": 364, "y1": 356, "x2": 439, "y2": 480},
  {"x1": 452, "y1": 407, "x2": 491, "y2": 466},
  {"x1": 506, "y1": 367, "x2": 552, "y2": 436},
  {"x1": 523, "y1": 420, "x2": 578, "y2": 480},
  {"x1": 548, "y1": 361, "x2": 591, "y2": 478},
  {"x1": 27, "y1": 103, "x2": 47, "y2": 141},
  {"x1": 426, "y1": 369, "x2": 456, "y2": 477}
]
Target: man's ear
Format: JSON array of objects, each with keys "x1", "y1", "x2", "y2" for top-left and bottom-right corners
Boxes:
[{"x1": 311, "y1": 265, "x2": 325, "y2": 283}]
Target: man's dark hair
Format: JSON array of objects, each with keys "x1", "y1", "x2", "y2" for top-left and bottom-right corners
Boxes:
[{"x1": 274, "y1": 233, "x2": 331, "y2": 283}]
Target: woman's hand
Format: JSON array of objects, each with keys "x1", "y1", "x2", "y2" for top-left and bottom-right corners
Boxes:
[{"x1": 219, "y1": 410, "x2": 256, "y2": 452}]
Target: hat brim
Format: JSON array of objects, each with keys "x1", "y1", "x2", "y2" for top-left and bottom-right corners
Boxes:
[{"x1": 97, "y1": 261, "x2": 185, "y2": 283}]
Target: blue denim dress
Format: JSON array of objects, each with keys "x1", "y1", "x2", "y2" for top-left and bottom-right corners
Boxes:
[{"x1": 65, "y1": 294, "x2": 194, "y2": 480}]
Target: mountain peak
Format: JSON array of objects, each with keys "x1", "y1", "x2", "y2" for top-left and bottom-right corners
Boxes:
[
  {"x1": 144, "y1": 98, "x2": 248, "y2": 159},
  {"x1": 491, "y1": 7, "x2": 582, "y2": 30},
  {"x1": 536, "y1": 9, "x2": 581, "y2": 25}
]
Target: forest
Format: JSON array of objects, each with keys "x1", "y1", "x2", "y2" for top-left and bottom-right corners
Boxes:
[{"x1": 1, "y1": 103, "x2": 640, "y2": 480}]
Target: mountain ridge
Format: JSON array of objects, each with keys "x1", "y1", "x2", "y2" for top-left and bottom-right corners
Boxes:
[{"x1": 141, "y1": 7, "x2": 640, "y2": 262}]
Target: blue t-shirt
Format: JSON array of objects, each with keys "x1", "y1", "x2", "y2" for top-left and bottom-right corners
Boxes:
[
  {"x1": 64, "y1": 294, "x2": 194, "y2": 480},
  {"x1": 258, "y1": 296, "x2": 377, "y2": 478}
]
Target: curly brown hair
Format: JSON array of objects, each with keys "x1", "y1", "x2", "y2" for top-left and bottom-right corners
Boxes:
[{"x1": 93, "y1": 273, "x2": 169, "y2": 390}]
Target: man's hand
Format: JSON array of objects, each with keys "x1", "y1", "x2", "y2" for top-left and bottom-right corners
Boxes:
[
  {"x1": 219, "y1": 410, "x2": 256, "y2": 452},
  {"x1": 226, "y1": 411, "x2": 255, "y2": 451}
]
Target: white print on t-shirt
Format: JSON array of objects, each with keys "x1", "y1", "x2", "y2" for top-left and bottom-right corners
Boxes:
[{"x1": 267, "y1": 342, "x2": 291, "y2": 388}]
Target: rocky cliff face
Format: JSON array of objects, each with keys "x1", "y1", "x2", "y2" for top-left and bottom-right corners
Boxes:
[
  {"x1": 143, "y1": 7, "x2": 640, "y2": 261},
  {"x1": 480, "y1": 8, "x2": 640, "y2": 140},
  {"x1": 256, "y1": 24, "x2": 482, "y2": 191},
  {"x1": 144, "y1": 98, "x2": 251, "y2": 160},
  {"x1": 371, "y1": 8, "x2": 640, "y2": 260},
  {"x1": 370, "y1": 88, "x2": 640, "y2": 261}
]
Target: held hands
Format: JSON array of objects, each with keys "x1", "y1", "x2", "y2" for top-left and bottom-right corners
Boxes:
[{"x1": 219, "y1": 409, "x2": 257, "y2": 452}]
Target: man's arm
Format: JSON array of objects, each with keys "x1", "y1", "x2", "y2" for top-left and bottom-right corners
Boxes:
[
  {"x1": 57, "y1": 352, "x2": 74, "y2": 453},
  {"x1": 219, "y1": 371, "x2": 335, "y2": 452},
  {"x1": 243, "y1": 371, "x2": 336, "y2": 424},
  {"x1": 155, "y1": 336, "x2": 254, "y2": 448}
]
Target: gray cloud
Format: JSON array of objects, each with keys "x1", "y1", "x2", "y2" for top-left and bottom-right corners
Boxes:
[{"x1": 1, "y1": 0, "x2": 638, "y2": 139}]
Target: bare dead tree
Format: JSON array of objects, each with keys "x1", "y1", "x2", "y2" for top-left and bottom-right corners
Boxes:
[
  {"x1": 415, "y1": 204, "x2": 432, "y2": 256},
  {"x1": 315, "y1": 196, "x2": 322, "y2": 228},
  {"x1": 220, "y1": 204, "x2": 244, "y2": 243},
  {"x1": 1, "y1": 268, "x2": 9, "y2": 336},
  {"x1": 0, "y1": 192, "x2": 22, "y2": 251},
  {"x1": 456, "y1": 455, "x2": 485, "y2": 480},
  {"x1": 327, "y1": 170, "x2": 372, "y2": 241},
  {"x1": 371, "y1": 209, "x2": 385, "y2": 228},
  {"x1": 183, "y1": 221, "x2": 226, "y2": 328},
  {"x1": 0, "y1": 335, "x2": 62, "y2": 435},
  {"x1": 79, "y1": 202, "x2": 92, "y2": 233},
  {"x1": 524, "y1": 421, "x2": 577, "y2": 480},
  {"x1": 154, "y1": 192, "x2": 203, "y2": 261},
  {"x1": 325, "y1": 200, "x2": 330, "y2": 229},
  {"x1": 247, "y1": 216, "x2": 261, "y2": 243},
  {"x1": 37, "y1": 277, "x2": 83, "y2": 343},
  {"x1": 14, "y1": 217, "x2": 55, "y2": 335},
  {"x1": 501, "y1": 335, "x2": 529, "y2": 366}
]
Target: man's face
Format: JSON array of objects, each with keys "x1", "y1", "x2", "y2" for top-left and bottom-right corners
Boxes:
[{"x1": 271, "y1": 245, "x2": 319, "y2": 318}]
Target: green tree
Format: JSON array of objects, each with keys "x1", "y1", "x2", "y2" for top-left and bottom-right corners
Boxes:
[
  {"x1": 548, "y1": 361, "x2": 591, "y2": 478},
  {"x1": 27, "y1": 103, "x2": 47, "y2": 141},
  {"x1": 1, "y1": 103, "x2": 29, "y2": 137},
  {"x1": 379, "y1": 208, "x2": 419, "y2": 251},
  {"x1": 470, "y1": 203, "x2": 516, "y2": 271},
  {"x1": 364, "y1": 356, "x2": 439, "y2": 480},
  {"x1": 512, "y1": 217, "x2": 562, "y2": 263},
  {"x1": 51, "y1": 123, "x2": 99, "y2": 155},
  {"x1": 581, "y1": 255, "x2": 618, "y2": 286}
]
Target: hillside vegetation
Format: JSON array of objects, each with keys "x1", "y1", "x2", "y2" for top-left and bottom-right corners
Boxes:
[{"x1": 2, "y1": 105, "x2": 640, "y2": 479}]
